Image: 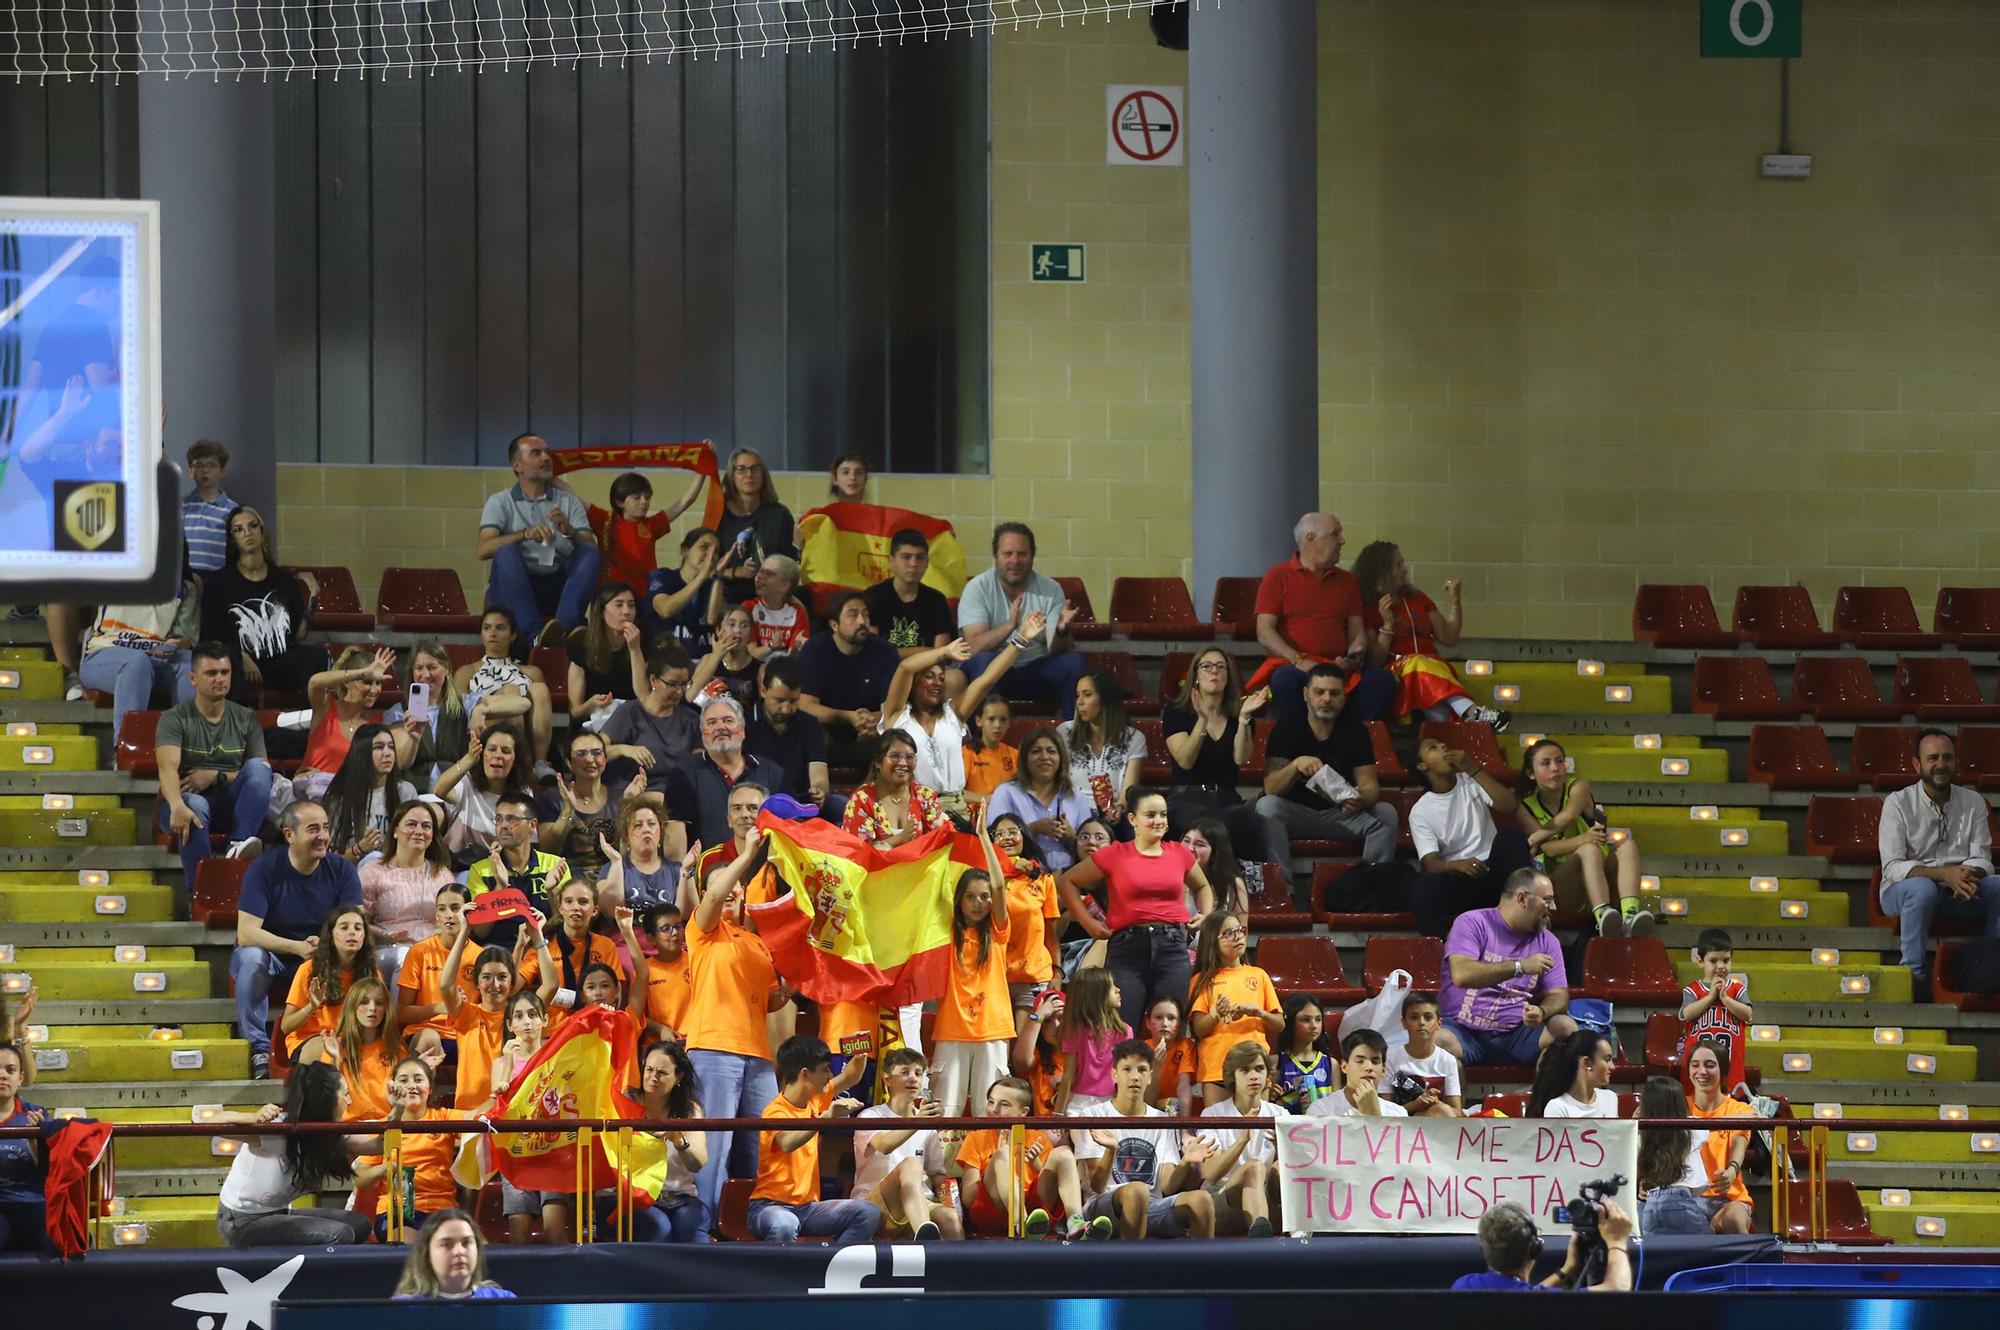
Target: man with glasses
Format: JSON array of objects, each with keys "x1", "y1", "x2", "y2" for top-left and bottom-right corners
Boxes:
[
  {"x1": 604, "y1": 644, "x2": 701, "y2": 795},
  {"x1": 1437, "y1": 867, "x2": 1576, "y2": 1067},
  {"x1": 465, "y1": 792, "x2": 572, "y2": 949},
  {"x1": 665, "y1": 695, "x2": 785, "y2": 847}
]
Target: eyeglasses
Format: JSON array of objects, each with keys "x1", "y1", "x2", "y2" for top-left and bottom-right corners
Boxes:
[
  {"x1": 1196, "y1": 660, "x2": 1229, "y2": 673},
  {"x1": 732, "y1": 464, "x2": 761, "y2": 474},
  {"x1": 494, "y1": 813, "x2": 531, "y2": 826},
  {"x1": 1220, "y1": 927, "x2": 1248, "y2": 940},
  {"x1": 656, "y1": 677, "x2": 689, "y2": 691}
]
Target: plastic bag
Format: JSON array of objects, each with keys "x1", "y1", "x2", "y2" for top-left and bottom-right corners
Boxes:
[{"x1": 1340, "y1": 967, "x2": 1412, "y2": 1053}]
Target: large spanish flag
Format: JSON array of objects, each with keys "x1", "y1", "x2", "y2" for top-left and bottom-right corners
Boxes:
[
  {"x1": 796, "y1": 502, "x2": 968, "y2": 600},
  {"x1": 746, "y1": 812, "x2": 985, "y2": 1009}
]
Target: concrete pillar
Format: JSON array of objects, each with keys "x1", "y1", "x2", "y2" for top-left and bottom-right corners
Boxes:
[{"x1": 1188, "y1": 1, "x2": 1317, "y2": 615}]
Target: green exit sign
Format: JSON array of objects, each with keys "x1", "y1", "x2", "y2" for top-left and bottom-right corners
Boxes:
[
  {"x1": 1701, "y1": 0, "x2": 1801, "y2": 58},
  {"x1": 1030, "y1": 243, "x2": 1085, "y2": 283}
]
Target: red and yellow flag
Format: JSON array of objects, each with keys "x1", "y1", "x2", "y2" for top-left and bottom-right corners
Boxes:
[
  {"x1": 551, "y1": 442, "x2": 726, "y2": 529},
  {"x1": 796, "y1": 502, "x2": 967, "y2": 600},
  {"x1": 745, "y1": 813, "x2": 986, "y2": 1009}
]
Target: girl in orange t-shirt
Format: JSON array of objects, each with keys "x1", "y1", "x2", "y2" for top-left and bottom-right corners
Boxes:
[
  {"x1": 521, "y1": 880, "x2": 641, "y2": 1024},
  {"x1": 433, "y1": 906, "x2": 559, "y2": 1108},
  {"x1": 1145, "y1": 993, "x2": 1197, "y2": 1115},
  {"x1": 282, "y1": 905, "x2": 379, "y2": 1057},
  {"x1": 372, "y1": 1055, "x2": 479, "y2": 1241},
  {"x1": 931, "y1": 821, "x2": 1013, "y2": 1118},
  {"x1": 1011, "y1": 988, "x2": 1068, "y2": 1114},
  {"x1": 1188, "y1": 911, "x2": 1284, "y2": 1106},
  {"x1": 302, "y1": 976, "x2": 400, "y2": 1123},
  {"x1": 961, "y1": 696, "x2": 1018, "y2": 813},
  {"x1": 1686, "y1": 1038, "x2": 1756, "y2": 1234},
  {"x1": 988, "y1": 814, "x2": 1061, "y2": 1031}
]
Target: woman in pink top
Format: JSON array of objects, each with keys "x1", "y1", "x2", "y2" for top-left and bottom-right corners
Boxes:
[
  {"x1": 1059, "y1": 789, "x2": 1216, "y2": 1032},
  {"x1": 361, "y1": 799, "x2": 456, "y2": 992}
]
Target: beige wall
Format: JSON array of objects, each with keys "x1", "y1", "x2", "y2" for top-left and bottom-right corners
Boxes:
[{"x1": 281, "y1": 1, "x2": 2000, "y2": 641}]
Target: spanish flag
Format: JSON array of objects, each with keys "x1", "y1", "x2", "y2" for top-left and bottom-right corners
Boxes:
[
  {"x1": 746, "y1": 813, "x2": 986, "y2": 1009},
  {"x1": 796, "y1": 502, "x2": 968, "y2": 600}
]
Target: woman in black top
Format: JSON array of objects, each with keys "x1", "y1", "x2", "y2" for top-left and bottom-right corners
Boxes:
[
  {"x1": 1159, "y1": 646, "x2": 1272, "y2": 862},
  {"x1": 198, "y1": 506, "x2": 331, "y2": 702},
  {"x1": 712, "y1": 447, "x2": 796, "y2": 606},
  {"x1": 564, "y1": 581, "x2": 647, "y2": 726}
]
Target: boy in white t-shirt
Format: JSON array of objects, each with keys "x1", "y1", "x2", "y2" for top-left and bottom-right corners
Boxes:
[
  {"x1": 1408, "y1": 740, "x2": 1533, "y2": 938},
  {"x1": 1307, "y1": 1028, "x2": 1410, "y2": 1118},
  {"x1": 851, "y1": 1046, "x2": 960, "y2": 1241},
  {"x1": 1196, "y1": 1039, "x2": 1280, "y2": 1237},
  {"x1": 1387, "y1": 990, "x2": 1462, "y2": 1116},
  {"x1": 1069, "y1": 1039, "x2": 1217, "y2": 1239}
]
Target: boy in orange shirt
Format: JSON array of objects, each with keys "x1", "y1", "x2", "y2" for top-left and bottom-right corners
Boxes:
[
  {"x1": 748, "y1": 1034, "x2": 880, "y2": 1244},
  {"x1": 641, "y1": 903, "x2": 690, "y2": 1042},
  {"x1": 957, "y1": 1074, "x2": 1105, "y2": 1240}
]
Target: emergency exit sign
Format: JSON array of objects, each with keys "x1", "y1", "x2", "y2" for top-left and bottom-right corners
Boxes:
[
  {"x1": 1701, "y1": 0, "x2": 1801, "y2": 58},
  {"x1": 1030, "y1": 244, "x2": 1085, "y2": 283}
]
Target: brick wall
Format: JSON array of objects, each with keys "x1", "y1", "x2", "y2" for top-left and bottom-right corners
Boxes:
[{"x1": 282, "y1": 1, "x2": 2000, "y2": 641}]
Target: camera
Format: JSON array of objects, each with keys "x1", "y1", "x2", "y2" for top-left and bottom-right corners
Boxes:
[
  {"x1": 1550, "y1": 1174, "x2": 1625, "y2": 1231},
  {"x1": 1384, "y1": 1071, "x2": 1428, "y2": 1106}
]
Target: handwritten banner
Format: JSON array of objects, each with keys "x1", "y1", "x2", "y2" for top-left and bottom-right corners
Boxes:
[{"x1": 1275, "y1": 1115, "x2": 1639, "y2": 1235}]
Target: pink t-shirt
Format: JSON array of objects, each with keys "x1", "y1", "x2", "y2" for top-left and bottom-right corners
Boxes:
[
  {"x1": 1060, "y1": 1020, "x2": 1134, "y2": 1098},
  {"x1": 1093, "y1": 840, "x2": 1197, "y2": 932}
]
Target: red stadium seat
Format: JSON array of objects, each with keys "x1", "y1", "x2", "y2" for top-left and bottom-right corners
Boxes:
[
  {"x1": 1080, "y1": 650, "x2": 1157, "y2": 719},
  {"x1": 1631, "y1": 585, "x2": 1739, "y2": 648},
  {"x1": 1239, "y1": 716, "x2": 1274, "y2": 785},
  {"x1": 1953, "y1": 727, "x2": 2000, "y2": 793},
  {"x1": 1418, "y1": 720, "x2": 1509, "y2": 779},
  {"x1": 376, "y1": 566, "x2": 482, "y2": 632},
  {"x1": 1245, "y1": 865, "x2": 1313, "y2": 933},
  {"x1": 1363, "y1": 936, "x2": 1444, "y2": 994},
  {"x1": 1804, "y1": 795, "x2": 1883, "y2": 864},
  {"x1": 115, "y1": 710, "x2": 162, "y2": 778},
  {"x1": 1745, "y1": 724, "x2": 1854, "y2": 792},
  {"x1": 1053, "y1": 576, "x2": 1113, "y2": 642},
  {"x1": 1310, "y1": 861, "x2": 1417, "y2": 932},
  {"x1": 1367, "y1": 721, "x2": 1411, "y2": 786},
  {"x1": 1779, "y1": 1180, "x2": 1890, "y2": 1245},
  {"x1": 1933, "y1": 940, "x2": 2000, "y2": 1013},
  {"x1": 294, "y1": 565, "x2": 375, "y2": 633},
  {"x1": 1849, "y1": 726, "x2": 1920, "y2": 792},
  {"x1": 1211, "y1": 577, "x2": 1262, "y2": 642},
  {"x1": 1894, "y1": 656, "x2": 2000, "y2": 722},
  {"x1": 717, "y1": 1179, "x2": 758, "y2": 1242},
  {"x1": 1690, "y1": 656, "x2": 1804, "y2": 721},
  {"x1": 1133, "y1": 717, "x2": 1172, "y2": 785},
  {"x1": 1832, "y1": 586, "x2": 1944, "y2": 651},
  {"x1": 1642, "y1": 1011, "x2": 1684, "y2": 1073},
  {"x1": 190, "y1": 857, "x2": 251, "y2": 929},
  {"x1": 1109, "y1": 576, "x2": 1207, "y2": 640},
  {"x1": 529, "y1": 645, "x2": 571, "y2": 711},
  {"x1": 1157, "y1": 651, "x2": 1198, "y2": 704},
  {"x1": 1789, "y1": 655, "x2": 1900, "y2": 721},
  {"x1": 1480, "y1": 1092, "x2": 1530, "y2": 1117},
  {"x1": 1577, "y1": 938, "x2": 1680, "y2": 1005},
  {"x1": 1933, "y1": 587, "x2": 2000, "y2": 651},
  {"x1": 1254, "y1": 935, "x2": 1363, "y2": 1003},
  {"x1": 1731, "y1": 586, "x2": 1840, "y2": 649},
  {"x1": 444, "y1": 643, "x2": 482, "y2": 674}
]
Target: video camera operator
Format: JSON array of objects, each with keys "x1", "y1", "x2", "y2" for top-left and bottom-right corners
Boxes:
[{"x1": 1452, "y1": 1197, "x2": 1635, "y2": 1292}]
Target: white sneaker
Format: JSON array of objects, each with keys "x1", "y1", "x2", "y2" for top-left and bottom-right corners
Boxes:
[
  {"x1": 63, "y1": 670, "x2": 83, "y2": 702},
  {"x1": 1463, "y1": 704, "x2": 1511, "y2": 732},
  {"x1": 226, "y1": 837, "x2": 263, "y2": 861}
]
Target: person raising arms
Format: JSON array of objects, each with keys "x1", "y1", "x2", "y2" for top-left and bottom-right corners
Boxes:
[
  {"x1": 879, "y1": 619, "x2": 1037, "y2": 804},
  {"x1": 212, "y1": 1062, "x2": 375, "y2": 1247}
]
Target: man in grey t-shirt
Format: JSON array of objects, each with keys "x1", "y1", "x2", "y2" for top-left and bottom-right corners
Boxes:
[
  {"x1": 477, "y1": 432, "x2": 601, "y2": 646},
  {"x1": 957, "y1": 521, "x2": 1085, "y2": 718},
  {"x1": 157, "y1": 643, "x2": 273, "y2": 907}
]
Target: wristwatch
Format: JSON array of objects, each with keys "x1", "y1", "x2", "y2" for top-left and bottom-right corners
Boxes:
[{"x1": 1513, "y1": 959, "x2": 1525, "y2": 978}]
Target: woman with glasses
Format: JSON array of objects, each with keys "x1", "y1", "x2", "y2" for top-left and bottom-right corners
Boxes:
[
  {"x1": 712, "y1": 447, "x2": 798, "y2": 608},
  {"x1": 603, "y1": 644, "x2": 701, "y2": 796},
  {"x1": 1160, "y1": 647, "x2": 1271, "y2": 861},
  {"x1": 198, "y1": 504, "x2": 331, "y2": 703}
]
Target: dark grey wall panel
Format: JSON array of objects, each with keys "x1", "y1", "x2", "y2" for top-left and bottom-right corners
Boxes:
[{"x1": 277, "y1": 25, "x2": 987, "y2": 472}]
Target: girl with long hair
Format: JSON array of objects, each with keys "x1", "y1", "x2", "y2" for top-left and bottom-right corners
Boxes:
[
  {"x1": 961, "y1": 694, "x2": 1018, "y2": 812},
  {"x1": 1350, "y1": 539, "x2": 1505, "y2": 727},
  {"x1": 1636, "y1": 1074, "x2": 1711, "y2": 1235},
  {"x1": 454, "y1": 607, "x2": 554, "y2": 763},
  {"x1": 373, "y1": 1056, "x2": 482, "y2": 1241},
  {"x1": 929, "y1": 821, "x2": 1013, "y2": 1117},
  {"x1": 1186, "y1": 911, "x2": 1283, "y2": 1105},
  {"x1": 988, "y1": 812, "x2": 1062, "y2": 1034},
  {"x1": 989, "y1": 726, "x2": 1093, "y2": 873},
  {"x1": 1182, "y1": 818, "x2": 1250, "y2": 922},
  {"x1": 487, "y1": 990, "x2": 571, "y2": 1244},
  {"x1": 393, "y1": 640, "x2": 471, "y2": 787},
  {"x1": 0, "y1": 1042, "x2": 45, "y2": 1251},
  {"x1": 1144, "y1": 992, "x2": 1196, "y2": 1115},
  {"x1": 690, "y1": 603, "x2": 762, "y2": 709},
  {"x1": 198, "y1": 504, "x2": 329, "y2": 702},
  {"x1": 299, "y1": 644, "x2": 407, "y2": 801},
  {"x1": 324, "y1": 723, "x2": 418, "y2": 863},
  {"x1": 281, "y1": 905, "x2": 379, "y2": 1059},
  {"x1": 880, "y1": 623, "x2": 1036, "y2": 799},
  {"x1": 0, "y1": 987, "x2": 37, "y2": 1088},
  {"x1": 647, "y1": 527, "x2": 721, "y2": 653},
  {"x1": 299, "y1": 976, "x2": 402, "y2": 1122},
  {"x1": 213, "y1": 1062, "x2": 375, "y2": 1247},
  {"x1": 521, "y1": 877, "x2": 627, "y2": 1023},
  {"x1": 362, "y1": 799, "x2": 457, "y2": 990},
  {"x1": 1059, "y1": 671, "x2": 1146, "y2": 822},
  {"x1": 434, "y1": 723, "x2": 532, "y2": 867},
  {"x1": 1010, "y1": 988, "x2": 1068, "y2": 1113},
  {"x1": 539, "y1": 729, "x2": 643, "y2": 880},
  {"x1": 1271, "y1": 994, "x2": 1336, "y2": 1113},
  {"x1": 1052, "y1": 966, "x2": 1129, "y2": 1113},
  {"x1": 1527, "y1": 1027, "x2": 1618, "y2": 1118},
  {"x1": 1516, "y1": 737, "x2": 1652, "y2": 939},
  {"x1": 1685, "y1": 1038, "x2": 1756, "y2": 1233},
  {"x1": 435, "y1": 911, "x2": 559, "y2": 1108},
  {"x1": 566, "y1": 580, "x2": 649, "y2": 726},
  {"x1": 841, "y1": 730, "x2": 947, "y2": 853},
  {"x1": 618, "y1": 1040, "x2": 711, "y2": 1243}
]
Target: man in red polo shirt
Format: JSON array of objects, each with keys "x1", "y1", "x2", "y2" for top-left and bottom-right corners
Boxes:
[{"x1": 1248, "y1": 513, "x2": 1394, "y2": 721}]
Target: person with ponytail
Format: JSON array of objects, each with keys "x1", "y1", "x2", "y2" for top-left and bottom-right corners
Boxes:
[
  {"x1": 928, "y1": 819, "x2": 1013, "y2": 1119},
  {"x1": 1526, "y1": 1027, "x2": 1619, "y2": 1118},
  {"x1": 435, "y1": 910, "x2": 558, "y2": 1109}
]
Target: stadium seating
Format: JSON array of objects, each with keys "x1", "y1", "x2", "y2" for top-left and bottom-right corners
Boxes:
[
  {"x1": 376, "y1": 566, "x2": 482, "y2": 632},
  {"x1": 1691, "y1": 656, "x2": 1804, "y2": 720},
  {"x1": 1933, "y1": 587, "x2": 2000, "y2": 651},
  {"x1": 1082, "y1": 650, "x2": 1156, "y2": 716},
  {"x1": 1849, "y1": 726, "x2": 1920, "y2": 791},
  {"x1": 1577, "y1": 938, "x2": 1681, "y2": 1005},
  {"x1": 1790, "y1": 655, "x2": 1901, "y2": 721},
  {"x1": 1366, "y1": 721, "x2": 1410, "y2": 786},
  {"x1": 1053, "y1": 576, "x2": 1113, "y2": 642},
  {"x1": 1245, "y1": 862, "x2": 1313, "y2": 932},
  {"x1": 1157, "y1": 650, "x2": 1196, "y2": 703},
  {"x1": 1631, "y1": 584, "x2": 1739, "y2": 648},
  {"x1": 1832, "y1": 586, "x2": 1944, "y2": 651},
  {"x1": 1932, "y1": 940, "x2": 2000, "y2": 1013},
  {"x1": 1952, "y1": 727, "x2": 2000, "y2": 792},
  {"x1": 1255, "y1": 934, "x2": 1363, "y2": 1003},
  {"x1": 1309, "y1": 861, "x2": 1416, "y2": 932},
  {"x1": 190, "y1": 856, "x2": 250, "y2": 929},
  {"x1": 1893, "y1": 656, "x2": 2000, "y2": 722},
  {"x1": 1732, "y1": 586, "x2": 1841, "y2": 649},
  {"x1": 1641, "y1": 1011, "x2": 1684, "y2": 1073},
  {"x1": 1108, "y1": 576, "x2": 1207, "y2": 640},
  {"x1": 1210, "y1": 577, "x2": 1261, "y2": 642},
  {"x1": 1804, "y1": 796, "x2": 1883, "y2": 864},
  {"x1": 1417, "y1": 720, "x2": 1509, "y2": 779},
  {"x1": 1362, "y1": 935, "x2": 1443, "y2": 994},
  {"x1": 1746, "y1": 724, "x2": 1853, "y2": 792},
  {"x1": 294, "y1": 565, "x2": 376, "y2": 633}
]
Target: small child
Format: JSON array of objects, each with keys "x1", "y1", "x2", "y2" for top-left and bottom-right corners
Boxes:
[
  {"x1": 1271, "y1": 994, "x2": 1335, "y2": 1113},
  {"x1": 640, "y1": 904, "x2": 690, "y2": 1043},
  {"x1": 851, "y1": 1047, "x2": 959, "y2": 1242},
  {"x1": 1056, "y1": 968, "x2": 1131, "y2": 1112},
  {"x1": 1144, "y1": 994, "x2": 1196, "y2": 1115},
  {"x1": 719, "y1": 553, "x2": 810, "y2": 657},
  {"x1": 956, "y1": 1075, "x2": 1101, "y2": 1240},
  {"x1": 576, "y1": 470, "x2": 706, "y2": 592},
  {"x1": 1307, "y1": 1028, "x2": 1409, "y2": 1119},
  {"x1": 1069, "y1": 1039, "x2": 1216, "y2": 1240},
  {"x1": 181, "y1": 438, "x2": 237, "y2": 574},
  {"x1": 962, "y1": 695, "x2": 1018, "y2": 813},
  {"x1": 1679, "y1": 927, "x2": 1752, "y2": 1091},
  {"x1": 1387, "y1": 990, "x2": 1463, "y2": 1116},
  {"x1": 748, "y1": 1035, "x2": 880, "y2": 1245}
]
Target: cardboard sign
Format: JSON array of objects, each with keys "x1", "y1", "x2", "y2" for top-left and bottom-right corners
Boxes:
[
  {"x1": 463, "y1": 888, "x2": 536, "y2": 928},
  {"x1": 1276, "y1": 1114, "x2": 1639, "y2": 1235}
]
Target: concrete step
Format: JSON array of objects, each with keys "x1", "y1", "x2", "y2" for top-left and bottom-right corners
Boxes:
[
  {"x1": 0, "y1": 660, "x2": 68, "y2": 701},
  {"x1": 0, "y1": 734, "x2": 100, "y2": 771},
  {"x1": 1747, "y1": 1037, "x2": 1973, "y2": 1084},
  {"x1": 0, "y1": 807, "x2": 139, "y2": 845},
  {"x1": 1866, "y1": 1196, "x2": 2000, "y2": 1245},
  {"x1": 0, "y1": 921, "x2": 224, "y2": 947},
  {"x1": 43, "y1": 1022, "x2": 234, "y2": 1040},
  {"x1": 0, "y1": 845, "x2": 180, "y2": 871},
  {"x1": 27, "y1": 1078, "x2": 280, "y2": 1109},
  {"x1": 0, "y1": 958, "x2": 211, "y2": 999},
  {"x1": 99, "y1": 1200, "x2": 226, "y2": 1249},
  {"x1": 0, "y1": 771, "x2": 157, "y2": 796},
  {"x1": 29, "y1": 1036, "x2": 249, "y2": 1083},
  {"x1": 0, "y1": 884, "x2": 176, "y2": 923},
  {"x1": 1645, "y1": 880, "x2": 1852, "y2": 928},
  {"x1": 35, "y1": 997, "x2": 238, "y2": 1025},
  {"x1": 1601, "y1": 806, "x2": 1790, "y2": 856},
  {"x1": 0, "y1": 645, "x2": 50, "y2": 661},
  {"x1": 1466, "y1": 672, "x2": 1672, "y2": 714},
  {"x1": 116, "y1": 1166, "x2": 235, "y2": 1197},
  {"x1": 1675, "y1": 959, "x2": 1912, "y2": 1004},
  {"x1": 0, "y1": 793, "x2": 120, "y2": 809},
  {"x1": 8, "y1": 944, "x2": 197, "y2": 965},
  {"x1": 96, "y1": 1106, "x2": 276, "y2": 1170},
  {"x1": 1832, "y1": 1160, "x2": 2000, "y2": 1190}
]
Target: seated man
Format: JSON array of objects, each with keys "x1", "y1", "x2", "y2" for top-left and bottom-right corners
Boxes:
[
  {"x1": 1438, "y1": 867, "x2": 1576, "y2": 1067},
  {"x1": 1878, "y1": 728, "x2": 2000, "y2": 994},
  {"x1": 749, "y1": 1034, "x2": 880, "y2": 1245},
  {"x1": 1254, "y1": 663, "x2": 1400, "y2": 904},
  {"x1": 230, "y1": 801, "x2": 362, "y2": 1079},
  {"x1": 664, "y1": 695, "x2": 786, "y2": 848},
  {"x1": 1068, "y1": 1038, "x2": 1216, "y2": 1240},
  {"x1": 157, "y1": 642, "x2": 273, "y2": 902},
  {"x1": 1453, "y1": 1199, "x2": 1634, "y2": 1292},
  {"x1": 957, "y1": 522, "x2": 1084, "y2": 719},
  {"x1": 477, "y1": 432, "x2": 601, "y2": 647},
  {"x1": 1408, "y1": 739, "x2": 1532, "y2": 939},
  {"x1": 746, "y1": 657, "x2": 832, "y2": 810},
  {"x1": 795, "y1": 591, "x2": 902, "y2": 768},
  {"x1": 1248, "y1": 512, "x2": 1395, "y2": 722}
]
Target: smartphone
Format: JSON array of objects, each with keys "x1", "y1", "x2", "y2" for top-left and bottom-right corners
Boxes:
[{"x1": 407, "y1": 681, "x2": 432, "y2": 725}]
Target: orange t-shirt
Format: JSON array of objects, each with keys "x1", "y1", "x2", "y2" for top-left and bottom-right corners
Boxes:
[
  {"x1": 958, "y1": 1126, "x2": 1055, "y2": 1192},
  {"x1": 325, "y1": 1037, "x2": 398, "y2": 1122},
  {"x1": 1690, "y1": 1096, "x2": 1757, "y2": 1204},
  {"x1": 1001, "y1": 870, "x2": 1060, "y2": 986},
  {"x1": 698, "y1": 844, "x2": 785, "y2": 906},
  {"x1": 645, "y1": 953, "x2": 691, "y2": 1034},
  {"x1": 685, "y1": 914, "x2": 778, "y2": 1061},
  {"x1": 396, "y1": 934, "x2": 479, "y2": 1036},
  {"x1": 1190, "y1": 964, "x2": 1282, "y2": 1084},
  {"x1": 961, "y1": 744, "x2": 1018, "y2": 798},
  {"x1": 753, "y1": 1089, "x2": 832, "y2": 1205},
  {"x1": 450, "y1": 1002, "x2": 507, "y2": 1108},
  {"x1": 283, "y1": 959, "x2": 363, "y2": 1056},
  {"x1": 819, "y1": 1001, "x2": 883, "y2": 1062},
  {"x1": 1152, "y1": 1037, "x2": 1197, "y2": 1109},
  {"x1": 520, "y1": 931, "x2": 624, "y2": 1018},
  {"x1": 935, "y1": 900, "x2": 1013, "y2": 1044},
  {"x1": 1029, "y1": 1051, "x2": 1064, "y2": 1115},
  {"x1": 377, "y1": 1106, "x2": 472, "y2": 1216}
]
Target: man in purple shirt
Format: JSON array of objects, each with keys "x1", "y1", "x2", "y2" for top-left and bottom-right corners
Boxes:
[{"x1": 1436, "y1": 867, "x2": 1576, "y2": 1066}]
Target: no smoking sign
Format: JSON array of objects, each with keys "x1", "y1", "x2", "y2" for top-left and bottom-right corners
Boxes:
[{"x1": 1107, "y1": 84, "x2": 1183, "y2": 166}]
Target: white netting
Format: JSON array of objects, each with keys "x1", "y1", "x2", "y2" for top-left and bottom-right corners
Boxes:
[{"x1": 3, "y1": 0, "x2": 1194, "y2": 79}]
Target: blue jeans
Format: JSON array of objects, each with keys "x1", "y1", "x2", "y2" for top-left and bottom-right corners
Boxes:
[
  {"x1": 486, "y1": 540, "x2": 602, "y2": 639},
  {"x1": 158, "y1": 758, "x2": 274, "y2": 901},
  {"x1": 79, "y1": 645, "x2": 192, "y2": 749},
  {"x1": 687, "y1": 1048, "x2": 779, "y2": 1221},
  {"x1": 231, "y1": 945, "x2": 303, "y2": 1056},
  {"x1": 965, "y1": 648, "x2": 1088, "y2": 719},
  {"x1": 1269, "y1": 663, "x2": 1395, "y2": 723},
  {"x1": 1641, "y1": 1186, "x2": 1711, "y2": 1235},
  {"x1": 1444, "y1": 1019, "x2": 1545, "y2": 1067},
  {"x1": 594, "y1": 1192, "x2": 710, "y2": 1243},
  {"x1": 1106, "y1": 922, "x2": 1191, "y2": 1035},
  {"x1": 1881, "y1": 872, "x2": 2000, "y2": 971},
  {"x1": 747, "y1": 1197, "x2": 882, "y2": 1246}
]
